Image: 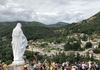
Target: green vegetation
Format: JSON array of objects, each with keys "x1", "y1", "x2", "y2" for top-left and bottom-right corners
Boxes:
[
  {"x1": 93, "y1": 43, "x2": 100, "y2": 54},
  {"x1": 85, "y1": 42, "x2": 92, "y2": 49},
  {"x1": 1, "y1": 12, "x2": 100, "y2": 42},
  {"x1": 93, "y1": 48, "x2": 100, "y2": 54},
  {"x1": 64, "y1": 38, "x2": 82, "y2": 51},
  {"x1": 62, "y1": 12, "x2": 100, "y2": 35},
  {"x1": 0, "y1": 41, "x2": 13, "y2": 64},
  {"x1": 48, "y1": 22, "x2": 69, "y2": 27},
  {"x1": 0, "y1": 12, "x2": 100, "y2": 64},
  {"x1": 81, "y1": 34, "x2": 88, "y2": 41},
  {"x1": 24, "y1": 51, "x2": 96, "y2": 64},
  {"x1": 40, "y1": 43, "x2": 56, "y2": 52}
]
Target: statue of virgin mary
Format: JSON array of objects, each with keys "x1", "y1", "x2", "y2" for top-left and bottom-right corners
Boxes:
[{"x1": 12, "y1": 23, "x2": 28, "y2": 65}]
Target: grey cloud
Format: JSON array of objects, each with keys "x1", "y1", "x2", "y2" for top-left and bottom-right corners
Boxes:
[
  {"x1": 0, "y1": 7, "x2": 38, "y2": 21},
  {"x1": 0, "y1": 0, "x2": 100, "y2": 24},
  {"x1": 37, "y1": 10, "x2": 85, "y2": 24},
  {"x1": 0, "y1": 0, "x2": 8, "y2": 5}
]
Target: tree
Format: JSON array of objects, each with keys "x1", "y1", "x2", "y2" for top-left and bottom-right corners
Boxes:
[
  {"x1": 67, "y1": 52, "x2": 75, "y2": 63},
  {"x1": 93, "y1": 48, "x2": 100, "y2": 54},
  {"x1": 81, "y1": 34, "x2": 88, "y2": 41},
  {"x1": 73, "y1": 41, "x2": 81, "y2": 51},
  {"x1": 75, "y1": 52, "x2": 80, "y2": 62},
  {"x1": 24, "y1": 50, "x2": 33, "y2": 61},
  {"x1": 98, "y1": 42, "x2": 100, "y2": 48},
  {"x1": 85, "y1": 42, "x2": 92, "y2": 48},
  {"x1": 85, "y1": 52, "x2": 90, "y2": 61},
  {"x1": 64, "y1": 41, "x2": 71, "y2": 51},
  {"x1": 90, "y1": 54, "x2": 94, "y2": 61}
]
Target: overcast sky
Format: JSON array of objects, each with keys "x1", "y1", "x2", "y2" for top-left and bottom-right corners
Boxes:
[{"x1": 0, "y1": 0, "x2": 100, "y2": 24}]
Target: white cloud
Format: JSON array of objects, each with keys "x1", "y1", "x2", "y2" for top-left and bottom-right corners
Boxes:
[{"x1": 0, "y1": 0, "x2": 100, "y2": 24}]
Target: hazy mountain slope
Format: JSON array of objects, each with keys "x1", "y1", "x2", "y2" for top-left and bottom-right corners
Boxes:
[
  {"x1": 48, "y1": 22, "x2": 69, "y2": 27},
  {"x1": 0, "y1": 12, "x2": 100, "y2": 41},
  {"x1": 61, "y1": 12, "x2": 100, "y2": 35},
  {"x1": 0, "y1": 21, "x2": 58, "y2": 40}
]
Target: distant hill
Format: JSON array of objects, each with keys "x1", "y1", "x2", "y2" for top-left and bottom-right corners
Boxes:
[
  {"x1": 0, "y1": 21, "x2": 58, "y2": 40},
  {"x1": 0, "y1": 21, "x2": 47, "y2": 32},
  {"x1": 1, "y1": 12, "x2": 100, "y2": 65},
  {"x1": 0, "y1": 21, "x2": 47, "y2": 39},
  {"x1": 0, "y1": 21, "x2": 46, "y2": 28},
  {"x1": 61, "y1": 11, "x2": 100, "y2": 35},
  {"x1": 0, "y1": 12, "x2": 100, "y2": 41},
  {"x1": 48, "y1": 22, "x2": 69, "y2": 27}
]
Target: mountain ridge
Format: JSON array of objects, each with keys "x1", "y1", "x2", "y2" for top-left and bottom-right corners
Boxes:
[
  {"x1": 48, "y1": 22, "x2": 69, "y2": 27},
  {"x1": 61, "y1": 11, "x2": 100, "y2": 35},
  {"x1": 0, "y1": 12, "x2": 100, "y2": 41}
]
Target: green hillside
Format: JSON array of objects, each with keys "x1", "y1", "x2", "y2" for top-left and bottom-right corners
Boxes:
[
  {"x1": 61, "y1": 12, "x2": 100, "y2": 35},
  {"x1": 0, "y1": 12, "x2": 100, "y2": 64},
  {"x1": 0, "y1": 12, "x2": 100, "y2": 41},
  {"x1": 0, "y1": 21, "x2": 46, "y2": 29},
  {"x1": 48, "y1": 22, "x2": 69, "y2": 27},
  {"x1": 0, "y1": 21, "x2": 47, "y2": 39}
]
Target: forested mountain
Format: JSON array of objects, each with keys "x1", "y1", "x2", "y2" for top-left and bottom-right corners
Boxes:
[
  {"x1": 0, "y1": 21, "x2": 61, "y2": 41},
  {"x1": 0, "y1": 21, "x2": 48, "y2": 40},
  {"x1": 61, "y1": 12, "x2": 100, "y2": 35},
  {"x1": 0, "y1": 12, "x2": 100, "y2": 41},
  {"x1": 0, "y1": 21, "x2": 46, "y2": 30},
  {"x1": 48, "y1": 22, "x2": 69, "y2": 27},
  {"x1": 0, "y1": 12, "x2": 100, "y2": 64}
]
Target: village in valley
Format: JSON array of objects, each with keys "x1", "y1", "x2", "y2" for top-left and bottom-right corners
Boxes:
[{"x1": 27, "y1": 33, "x2": 100, "y2": 60}]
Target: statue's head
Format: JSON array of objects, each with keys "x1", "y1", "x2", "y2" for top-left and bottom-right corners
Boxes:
[{"x1": 17, "y1": 23, "x2": 22, "y2": 27}]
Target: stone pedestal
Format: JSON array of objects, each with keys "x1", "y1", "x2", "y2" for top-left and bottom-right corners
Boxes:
[
  {"x1": 6, "y1": 64, "x2": 32, "y2": 70},
  {"x1": 12, "y1": 60, "x2": 25, "y2": 65},
  {"x1": 6, "y1": 65, "x2": 24, "y2": 70}
]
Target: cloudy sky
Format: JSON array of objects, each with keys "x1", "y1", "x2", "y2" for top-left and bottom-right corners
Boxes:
[{"x1": 0, "y1": 0, "x2": 100, "y2": 24}]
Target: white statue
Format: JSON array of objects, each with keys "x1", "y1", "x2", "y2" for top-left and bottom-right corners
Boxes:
[{"x1": 11, "y1": 23, "x2": 28, "y2": 65}]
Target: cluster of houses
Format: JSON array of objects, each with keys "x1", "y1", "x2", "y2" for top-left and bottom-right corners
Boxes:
[{"x1": 27, "y1": 33, "x2": 100, "y2": 60}]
